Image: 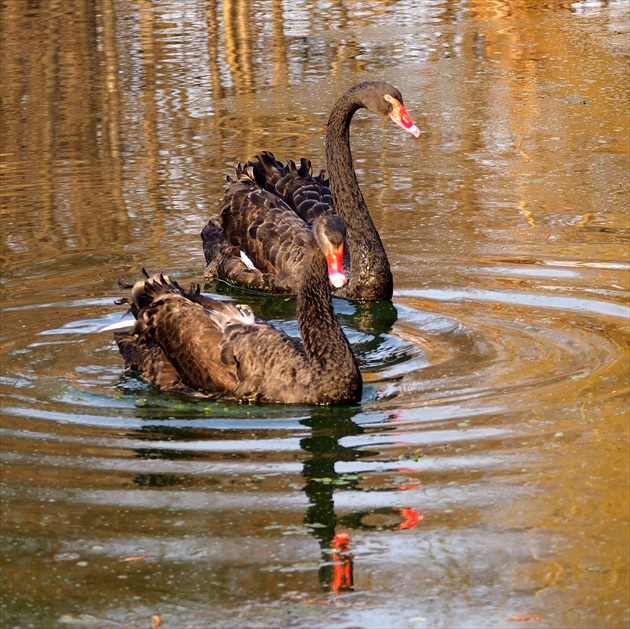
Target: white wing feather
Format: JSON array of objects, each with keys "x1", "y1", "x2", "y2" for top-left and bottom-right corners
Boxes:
[{"x1": 239, "y1": 250, "x2": 257, "y2": 270}]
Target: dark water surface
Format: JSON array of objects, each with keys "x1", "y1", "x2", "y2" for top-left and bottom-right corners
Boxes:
[{"x1": 1, "y1": 1, "x2": 629, "y2": 627}]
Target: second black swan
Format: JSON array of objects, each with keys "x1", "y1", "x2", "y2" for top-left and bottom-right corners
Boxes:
[{"x1": 202, "y1": 81, "x2": 420, "y2": 301}]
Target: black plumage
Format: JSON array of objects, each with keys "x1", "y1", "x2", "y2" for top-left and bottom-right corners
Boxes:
[
  {"x1": 114, "y1": 215, "x2": 362, "y2": 405},
  {"x1": 202, "y1": 81, "x2": 420, "y2": 301}
]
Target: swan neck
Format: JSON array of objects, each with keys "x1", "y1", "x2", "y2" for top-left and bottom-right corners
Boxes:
[
  {"x1": 297, "y1": 247, "x2": 361, "y2": 403},
  {"x1": 324, "y1": 89, "x2": 393, "y2": 301},
  {"x1": 325, "y1": 92, "x2": 361, "y2": 201}
]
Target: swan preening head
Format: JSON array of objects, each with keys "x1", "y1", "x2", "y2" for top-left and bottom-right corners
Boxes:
[{"x1": 313, "y1": 214, "x2": 347, "y2": 289}]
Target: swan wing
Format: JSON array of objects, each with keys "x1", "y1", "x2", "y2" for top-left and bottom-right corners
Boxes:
[
  {"x1": 202, "y1": 151, "x2": 337, "y2": 294},
  {"x1": 114, "y1": 273, "x2": 309, "y2": 401},
  {"x1": 201, "y1": 218, "x2": 273, "y2": 289},
  {"x1": 208, "y1": 178, "x2": 311, "y2": 293},
  {"x1": 250, "y1": 152, "x2": 334, "y2": 224}
]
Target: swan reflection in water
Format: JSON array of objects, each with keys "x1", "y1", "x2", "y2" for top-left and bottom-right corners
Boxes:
[
  {"x1": 127, "y1": 404, "x2": 422, "y2": 595},
  {"x1": 301, "y1": 407, "x2": 422, "y2": 593}
]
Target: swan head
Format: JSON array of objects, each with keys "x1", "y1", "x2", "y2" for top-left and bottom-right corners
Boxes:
[
  {"x1": 349, "y1": 81, "x2": 421, "y2": 137},
  {"x1": 383, "y1": 92, "x2": 421, "y2": 138},
  {"x1": 313, "y1": 215, "x2": 348, "y2": 289}
]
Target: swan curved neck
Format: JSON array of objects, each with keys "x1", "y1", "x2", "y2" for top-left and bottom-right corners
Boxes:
[
  {"x1": 325, "y1": 91, "x2": 363, "y2": 209},
  {"x1": 297, "y1": 248, "x2": 361, "y2": 404},
  {"x1": 325, "y1": 90, "x2": 393, "y2": 301}
]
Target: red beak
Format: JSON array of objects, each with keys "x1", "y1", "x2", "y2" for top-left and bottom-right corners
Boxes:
[
  {"x1": 385, "y1": 95, "x2": 421, "y2": 137},
  {"x1": 326, "y1": 243, "x2": 347, "y2": 288}
]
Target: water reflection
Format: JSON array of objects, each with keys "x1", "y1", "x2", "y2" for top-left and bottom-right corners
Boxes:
[
  {"x1": 3, "y1": 0, "x2": 628, "y2": 273},
  {"x1": 1, "y1": 0, "x2": 628, "y2": 626},
  {"x1": 302, "y1": 408, "x2": 425, "y2": 593},
  {"x1": 301, "y1": 409, "x2": 365, "y2": 593},
  {"x1": 120, "y1": 404, "x2": 424, "y2": 595}
]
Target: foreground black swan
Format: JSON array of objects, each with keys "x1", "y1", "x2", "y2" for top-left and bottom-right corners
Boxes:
[
  {"x1": 202, "y1": 81, "x2": 420, "y2": 301},
  {"x1": 110, "y1": 215, "x2": 362, "y2": 405}
]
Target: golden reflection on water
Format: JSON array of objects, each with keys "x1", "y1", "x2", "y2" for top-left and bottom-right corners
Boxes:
[
  {"x1": 2, "y1": 0, "x2": 627, "y2": 259},
  {"x1": 0, "y1": 0, "x2": 628, "y2": 626}
]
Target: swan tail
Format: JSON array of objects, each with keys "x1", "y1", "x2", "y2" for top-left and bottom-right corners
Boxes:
[{"x1": 201, "y1": 218, "x2": 230, "y2": 277}]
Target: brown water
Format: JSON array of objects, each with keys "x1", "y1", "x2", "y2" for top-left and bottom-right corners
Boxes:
[{"x1": 1, "y1": 1, "x2": 629, "y2": 627}]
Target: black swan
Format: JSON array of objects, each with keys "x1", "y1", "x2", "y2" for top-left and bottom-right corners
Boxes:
[
  {"x1": 109, "y1": 214, "x2": 362, "y2": 405},
  {"x1": 202, "y1": 81, "x2": 420, "y2": 301}
]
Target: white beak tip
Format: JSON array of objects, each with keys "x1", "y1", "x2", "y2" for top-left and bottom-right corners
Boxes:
[{"x1": 329, "y1": 272, "x2": 347, "y2": 288}]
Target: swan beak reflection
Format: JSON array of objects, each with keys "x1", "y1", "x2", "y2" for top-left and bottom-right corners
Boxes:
[
  {"x1": 385, "y1": 94, "x2": 421, "y2": 138},
  {"x1": 326, "y1": 242, "x2": 347, "y2": 288}
]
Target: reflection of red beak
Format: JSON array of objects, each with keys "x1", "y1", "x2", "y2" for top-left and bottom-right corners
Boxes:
[
  {"x1": 332, "y1": 533, "x2": 351, "y2": 552},
  {"x1": 395, "y1": 507, "x2": 423, "y2": 530},
  {"x1": 331, "y1": 533, "x2": 353, "y2": 593},
  {"x1": 326, "y1": 242, "x2": 347, "y2": 288},
  {"x1": 385, "y1": 94, "x2": 421, "y2": 137}
]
